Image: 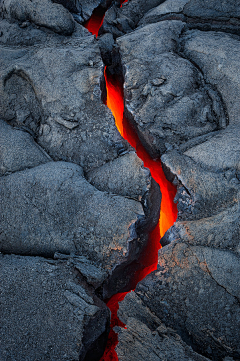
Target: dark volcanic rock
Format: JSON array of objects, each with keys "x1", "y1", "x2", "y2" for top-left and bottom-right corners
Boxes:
[
  {"x1": 135, "y1": 242, "x2": 240, "y2": 360},
  {"x1": 0, "y1": 161, "x2": 143, "y2": 275},
  {"x1": 100, "y1": 0, "x2": 166, "y2": 37},
  {"x1": 182, "y1": 30, "x2": 240, "y2": 125},
  {"x1": 117, "y1": 21, "x2": 226, "y2": 158},
  {"x1": 0, "y1": 21, "x2": 125, "y2": 173},
  {"x1": 1, "y1": 0, "x2": 75, "y2": 35},
  {"x1": 140, "y1": 0, "x2": 240, "y2": 29},
  {"x1": 116, "y1": 291, "x2": 210, "y2": 361},
  {"x1": 0, "y1": 118, "x2": 51, "y2": 176},
  {"x1": 86, "y1": 151, "x2": 152, "y2": 201},
  {"x1": 0, "y1": 14, "x2": 161, "y2": 299},
  {"x1": 183, "y1": 0, "x2": 240, "y2": 20},
  {"x1": 161, "y1": 150, "x2": 240, "y2": 221},
  {"x1": 0, "y1": 253, "x2": 110, "y2": 361}
]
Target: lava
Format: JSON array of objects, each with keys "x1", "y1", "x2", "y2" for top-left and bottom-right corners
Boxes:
[
  {"x1": 99, "y1": 69, "x2": 178, "y2": 360},
  {"x1": 105, "y1": 69, "x2": 178, "y2": 239},
  {"x1": 84, "y1": 6, "x2": 106, "y2": 37},
  {"x1": 85, "y1": 0, "x2": 129, "y2": 37},
  {"x1": 85, "y1": 3, "x2": 178, "y2": 360}
]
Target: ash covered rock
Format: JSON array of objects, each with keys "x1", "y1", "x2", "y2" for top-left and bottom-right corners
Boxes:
[
  {"x1": 1, "y1": 0, "x2": 75, "y2": 35},
  {"x1": 0, "y1": 19, "x2": 125, "y2": 173},
  {"x1": 86, "y1": 151, "x2": 152, "y2": 201},
  {"x1": 140, "y1": 0, "x2": 240, "y2": 32},
  {"x1": 100, "y1": 0, "x2": 166, "y2": 37},
  {"x1": 117, "y1": 20, "x2": 226, "y2": 158},
  {"x1": 115, "y1": 291, "x2": 210, "y2": 361},
  {"x1": 0, "y1": 253, "x2": 110, "y2": 361},
  {"x1": 182, "y1": 30, "x2": 240, "y2": 125},
  {"x1": 134, "y1": 242, "x2": 240, "y2": 360},
  {"x1": 0, "y1": 161, "x2": 150, "y2": 296},
  {"x1": 0, "y1": 11, "x2": 161, "y2": 300},
  {"x1": 161, "y1": 150, "x2": 240, "y2": 221},
  {"x1": 0, "y1": 118, "x2": 51, "y2": 176}
]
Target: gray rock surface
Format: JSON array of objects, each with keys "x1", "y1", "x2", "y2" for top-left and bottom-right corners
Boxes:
[
  {"x1": 116, "y1": 291, "x2": 210, "y2": 361},
  {"x1": 1, "y1": 0, "x2": 75, "y2": 35},
  {"x1": 140, "y1": 0, "x2": 240, "y2": 29},
  {"x1": 52, "y1": 0, "x2": 104, "y2": 21},
  {"x1": 86, "y1": 151, "x2": 151, "y2": 201},
  {"x1": 1, "y1": 1, "x2": 240, "y2": 360},
  {"x1": 140, "y1": 0, "x2": 191, "y2": 26},
  {"x1": 135, "y1": 242, "x2": 240, "y2": 360},
  {"x1": 0, "y1": 162, "x2": 143, "y2": 279},
  {"x1": 182, "y1": 30, "x2": 240, "y2": 124},
  {"x1": 0, "y1": 253, "x2": 110, "y2": 361},
  {"x1": 184, "y1": 125, "x2": 240, "y2": 173},
  {"x1": 0, "y1": 21, "x2": 125, "y2": 173},
  {"x1": 0, "y1": 118, "x2": 51, "y2": 176},
  {"x1": 183, "y1": 0, "x2": 240, "y2": 20},
  {"x1": 100, "y1": 0, "x2": 166, "y2": 37},
  {"x1": 162, "y1": 151, "x2": 240, "y2": 221},
  {"x1": 117, "y1": 21, "x2": 226, "y2": 157}
]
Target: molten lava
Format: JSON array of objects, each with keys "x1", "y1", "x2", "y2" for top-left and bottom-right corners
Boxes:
[
  {"x1": 84, "y1": 6, "x2": 106, "y2": 36},
  {"x1": 100, "y1": 69, "x2": 178, "y2": 360},
  {"x1": 105, "y1": 68, "x2": 178, "y2": 238},
  {"x1": 85, "y1": 3, "x2": 178, "y2": 360}
]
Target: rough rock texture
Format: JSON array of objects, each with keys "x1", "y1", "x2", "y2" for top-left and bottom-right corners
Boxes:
[
  {"x1": 0, "y1": 160, "x2": 158, "y2": 297},
  {"x1": 116, "y1": 292, "x2": 210, "y2": 361},
  {"x1": 0, "y1": 118, "x2": 51, "y2": 176},
  {"x1": 117, "y1": 21, "x2": 226, "y2": 158},
  {"x1": 1, "y1": 1, "x2": 240, "y2": 360},
  {"x1": 134, "y1": 242, "x2": 240, "y2": 360},
  {"x1": 86, "y1": 151, "x2": 152, "y2": 201},
  {"x1": 0, "y1": 253, "x2": 110, "y2": 361},
  {"x1": 0, "y1": 23, "x2": 126, "y2": 172},
  {"x1": 182, "y1": 30, "x2": 240, "y2": 124},
  {"x1": 100, "y1": 0, "x2": 165, "y2": 37},
  {"x1": 52, "y1": 0, "x2": 103, "y2": 20},
  {"x1": 1, "y1": 0, "x2": 75, "y2": 35},
  {"x1": 0, "y1": 4, "x2": 161, "y2": 302},
  {"x1": 140, "y1": 0, "x2": 240, "y2": 32},
  {"x1": 162, "y1": 151, "x2": 240, "y2": 221}
]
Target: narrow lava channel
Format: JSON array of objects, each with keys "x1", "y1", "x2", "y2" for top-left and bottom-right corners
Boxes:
[{"x1": 85, "y1": 4, "x2": 178, "y2": 361}]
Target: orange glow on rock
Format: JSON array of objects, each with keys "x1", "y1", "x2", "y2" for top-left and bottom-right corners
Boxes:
[
  {"x1": 120, "y1": 0, "x2": 128, "y2": 6},
  {"x1": 84, "y1": 6, "x2": 106, "y2": 36},
  {"x1": 105, "y1": 67, "x2": 178, "y2": 238},
  {"x1": 100, "y1": 292, "x2": 128, "y2": 361},
  {"x1": 102, "y1": 67, "x2": 178, "y2": 359}
]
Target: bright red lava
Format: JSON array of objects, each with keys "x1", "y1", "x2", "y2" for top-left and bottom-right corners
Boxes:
[
  {"x1": 84, "y1": 6, "x2": 106, "y2": 36},
  {"x1": 99, "y1": 69, "x2": 178, "y2": 360},
  {"x1": 85, "y1": 0, "x2": 129, "y2": 36},
  {"x1": 120, "y1": 0, "x2": 128, "y2": 6}
]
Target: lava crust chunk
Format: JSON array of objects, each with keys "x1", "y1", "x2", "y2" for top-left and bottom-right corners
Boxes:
[
  {"x1": 117, "y1": 20, "x2": 226, "y2": 158},
  {"x1": 0, "y1": 253, "x2": 110, "y2": 361},
  {"x1": 0, "y1": 8, "x2": 161, "y2": 301},
  {"x1": 116, "y1": 292, "x2": 210, "y2": 361}
]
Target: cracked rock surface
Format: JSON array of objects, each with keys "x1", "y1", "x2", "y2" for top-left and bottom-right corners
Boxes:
[
  {"x1": 0, "y1": 253, "x2": 109, "y2": 361},
  {"x1": 1, "y1": 0, "x2": 240, "y2": 360}
]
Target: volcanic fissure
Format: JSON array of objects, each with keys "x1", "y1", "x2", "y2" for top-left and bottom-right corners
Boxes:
[{"x1": 85, "y1": 3, "x2": 178, "y2": 360}]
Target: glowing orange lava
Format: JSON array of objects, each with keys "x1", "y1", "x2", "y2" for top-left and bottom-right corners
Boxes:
[
  {"x1": 84, "y1": 3, "x2": 178, "y2": 359},
  {"x1": 105, "y1": 68, "x2": 178, "y2": 238},
  {"x1": 120, "y1": 0, "x2": 128, "y2": 6},
  {"x1": 100, "y1": 68, "x2": 178, "y2": 360},
  {"x1": 84, "y1": 6, "x2": 106, "y2": 36}
]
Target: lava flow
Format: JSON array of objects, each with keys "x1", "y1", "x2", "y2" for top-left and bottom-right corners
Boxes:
[
  {"x1": 85, "y1": 0, "x2": 128, "y2": 36},
  {"x1": 84, "y1": 3, "x2": 178, "y2": 361},
  {"x1": 99, "y1": 69, "x2": 178, "y2": 360}
]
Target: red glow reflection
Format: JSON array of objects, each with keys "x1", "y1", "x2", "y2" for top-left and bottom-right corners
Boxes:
[
  {"x1": 84, "y1": 6, "x2": 106, "y2": 36},
  {"x1": 101, "y1": 67, "x2": 178, "y2": 360}
]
